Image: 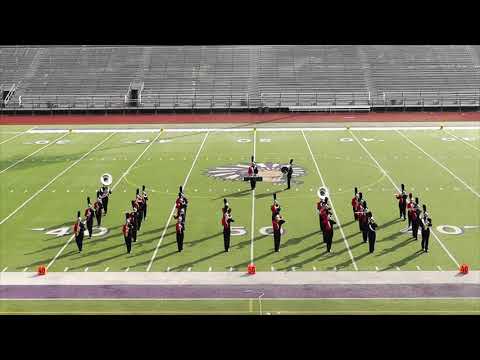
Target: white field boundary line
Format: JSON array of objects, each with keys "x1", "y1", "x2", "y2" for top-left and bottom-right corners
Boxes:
[
  {"x1": 251, "y1": 129, "x2": 256, "y2": 265},
  {"x1": 0, "y1": 132, "x2": 117, "y2": 226},
  {"x1": 3, "y1": 297, "x2": 479, "y2": 301},
  {"x1": 442, "y1": 129, "x2": 480, "y2": 152},
  {"x1": 146, "y1": 131, "x2": 210, "y2": 272},
  {"x1": 396, "y1": 130, "x2": 480, "y2": 199},
  {"x1": 110, "y1": 130, "x2": 163, "y2": 191},
  {"x1": 0, "y1": 126, "x2": 36, "y2": 144},
  {"x1": 0, "y1": 132, "x2": 70, "y2": 175},
  {"x1": 24, "y1": 126, "x2": 480, "y2": 134},
  {"x1": 349, "y1": 130, "x2": 460, "y2": 268},
  {"x1": 46, "y1": 131, "x2": 163, "y2": 270},
  {"x1": 301, "y1": 130, "x2": 358, "y2": 271}
]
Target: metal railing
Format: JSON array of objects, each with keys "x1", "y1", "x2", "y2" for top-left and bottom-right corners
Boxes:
[{"x1": 2, "y1": 90, "x2": 480, "y2": 112}]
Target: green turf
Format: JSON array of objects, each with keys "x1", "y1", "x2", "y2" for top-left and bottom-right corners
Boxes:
[
  {"x1": 0, "y1": 126, "x2": 479, "y2": 272},
  {"x1": 1, "y1": 298, "x2": 478, "y2": 314}
]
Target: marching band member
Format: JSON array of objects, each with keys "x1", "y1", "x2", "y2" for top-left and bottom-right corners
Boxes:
[
  {"x1": 129, "y1": 201, "x2": 138, "y2": 242},
  {"x1": 141, "y1": 185, "x2": 148, "y2": 220},
  {"x1": 323, "y1": 211, "x2": 335, "y2": 253},
  {"x1": 179, "y1": 186, "x2": 189, "y2": 224},
  {"x1": 222, "y1": 207, "x2": 234, "y2": 252},
  {"x1": 395, "y1": 184, "x2": 408, "y2": 220},
  {"x1": 247, "y1": 156, "x2": 258, "y2": 190},
  {"x1": 99, "y1": 185, "x2": 112, "y2": 215},
  {"x1": 286, "y1": 159, "x2": 294, "y2": 190},
  {"x1": 351, "y1": 187, "x2": 359, "y2": 221},
  {"x1": 123, "y1": 212, "x2": 133, "y2": 254},
  {"x1": 271, "y1": 193, "x2": 281, "y2": 220},
  {"x1": 367, "y1": 212, "x2": 378, "y2": 253},
  {"x1": 85, "y1": 197, "x2": 95, "y2": 239},
  {"x1": 359, "y1": 201, "x2": 369, "y2": 243},
  {"x1": 135, "y1": 188, "x2": 144, "y2": 231},
  {"x1": 94, "y1": 191, "x2": 103, "y2": 227},
  {"x1": 222, "y1": 198, "x2": 230, "y2": 214},
  {"x1": 406, "y1": 193, "x2": 414, "y2": 230},
  {"x1": 176, "y1": 216, "x2": 184, "y2": 252},
  {"x1": 272, "y1": 213, "x2": 285, "y2": 252},
  {"x1": 73, "y1": 211, "x2": 85, "y2": 253},
  {"x1": 420, "y1": 204, "x2": 432, "y2": 253},
  {"x1": 355, "y1": 196, "x2": 364, "y2": 232},
  {"x1": 411, "y1": 197, "x2": 421, "y2": 240}
]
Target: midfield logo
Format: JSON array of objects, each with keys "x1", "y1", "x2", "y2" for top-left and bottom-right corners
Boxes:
[{"x1": 205, "y1": 162, "x2": 306, "y2": 184}]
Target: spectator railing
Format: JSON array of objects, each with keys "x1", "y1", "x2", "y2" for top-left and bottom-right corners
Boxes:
[{"x1": 3, "y1": 91, "x2": 479, "y2": 112}]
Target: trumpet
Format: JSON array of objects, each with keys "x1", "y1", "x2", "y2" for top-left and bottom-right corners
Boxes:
[
  {"x1": 318, "y1": 186, "x2": 330, "y2": 201},
  {"x1": 100, "y1": 173, "x2": 113, "y2": 186}
]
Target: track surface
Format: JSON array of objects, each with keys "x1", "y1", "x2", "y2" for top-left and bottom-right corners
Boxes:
[
  {"x1": 1, "y1": 284, "x2": 479, "y2": 299},
  {"x1": 1, "y1": 112, "x2": 480, "y2": 125}
]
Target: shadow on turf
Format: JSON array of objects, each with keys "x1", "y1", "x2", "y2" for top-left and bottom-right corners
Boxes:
[
  {"x1": 213, "y1": 188, "x2": 252, "y2": 200},
  {"x1": 255, "y1": 189, "x2": 285, "y2": 200}
]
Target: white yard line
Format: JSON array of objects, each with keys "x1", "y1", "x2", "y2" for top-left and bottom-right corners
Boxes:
[
  {"x1": 46, "y1": 235, "x2": 75, "y2": 270},
  {"x1": 349, "y1": 130, "x2": 461, "y2": 268},
  {"x1": 146, "y1": 131, "x2": 210, "y2": 272},
  {"x1": 250, "y1": 129, "x2": 256, "y2": 265},
  {"x1": 0, "y1": 127, "x2": 36, "y2": 145},
  {"x1": 443, "y1": 129, "x2": 480, "y2": 152},
  {"x1": 396, "y1": 130, "x2": 480, "y2": 199},
  {"x1": 0, "y1": 133, "x2": 69, "y2": 175},
  {"x1": 110, "y1": 130, "x2": 163, "y2": 191},
  {"x1": 301, "y1": 130, "x2": 358, "y2": 271},
  {"x1": 0, "y1": 132, "x2": 116, "y2": 226},
  {"x1": 46, "y1": 131, "x2": 162, "y2": 270}
]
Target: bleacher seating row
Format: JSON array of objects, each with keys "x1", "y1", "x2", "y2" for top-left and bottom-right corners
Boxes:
[{"x1": 1, "y1": 45, "x2": 480, "y2": 110}]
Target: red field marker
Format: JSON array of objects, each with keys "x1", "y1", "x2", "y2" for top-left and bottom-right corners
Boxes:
[
  {"x1": 247, "y1": 263, "x2": 256, "y2": 275},
  {"x1": 37, "y1": 265, "x2": 47, "y2": 276},
  {"x1": 459, "y1": 264, "x2": 469, "y2": 274}
]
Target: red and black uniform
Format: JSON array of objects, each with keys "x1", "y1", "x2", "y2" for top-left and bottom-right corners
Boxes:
[
  {"x1": 222, "y1": 210, "x2": 234, "y2": 252},
  {"x1": 421, "y1": 213, "x2": 432, "y2": 252},
  {"x1": 359, "y1": 206, "x2": 369, "y2": 243},
  {"x1": 272, "y1": 215, "x2": 285, "y2": 252},
  {"x1": 396, "y1": 191, "x2": 407, "y2": 220},
  {"x1": 135, "y1": 196, "x2": 144, "y2": 231},
  {"x1": 352, "y1": 196, "x2": 359, "y2": 221},
  {"x1": 94, "y1": 198, "x2": 103, "y2": 226},
  {"x1": 123, "y1": 213, "x2": 133, "y2": 253},
  {"x1": 411, "y1": 206, "x2": 420, "y2": 240},
  {"x1": 271, "y1": 202, "x2": 281, "y2": 220},
  {"x1": 176, "y1": 220, "x2": 184, "y2": 252},
  {"x1": 142, "y1": 189, "x2": 148, "y2": 220},
  {"x1": 73, "y1": 217, "x2": 85, "y2": 252},
  {"x1": 100, "y1": 186, "x2": 111, "y2": 215},
  {"x1": 84, "y1": 205, "x2": 94, "y2": 239},
  {"x1": 355, "y1": 202, "x2": 364, "y2": 231},
  {"x1": 129, "y1": 210, "x2": 138, "y2": 242},
  {"x1": 407, "y1": 198, "x2": 414, "y2": 228},
  {"x1": 323, "y1": 214, "x2": 335, "y2": 253}
]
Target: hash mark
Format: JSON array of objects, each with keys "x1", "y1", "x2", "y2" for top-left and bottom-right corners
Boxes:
[
  {"x1": 2, "y1": 267, "x2": 8, "y2": 272},
  {"x1": 104, "y1": 267, "x2": 109, "y2": 272},
  {"x1": 229, "y1": 267, "x2": 233, "y2": 272},
  {"x1": 271, "y1": 266, "x2": 275, "y2": 271},
  {"x1": 437, "y1": 266, "x2": 443, "y2": 271},
  {"x1": 64, "y1": 267, "x2": 69, "y2": 272},
  {"x1": 187, "y1": 267, "x2": 192, "y2": 272},
  {"x1": 291, "y1": 267, "x2": 296, "y2": 272},
  {"x1": 125, "y1": 267, "x2": 130, "y2": 272},
  {"x1": 166, "y1": 267, "x2": 170, "y2": 272},
  {"x1": 416, "y1": 266, "x2": 421, "y2": 271},
  {"x1": 396, "y1": 267, "x2": 401, "y2": 271},
  {"x1": 23, "y1": 267, "x2": 28, "y2": 272},
  {"x1": 375, "y1": 266, "x2": 379, "y2": 271},
  {"x1": 208, "y1": 267, "x2": 212, "y2": 272},
  {"x1": 84, "y1": 267, "x2": 89, "y2": 272}
]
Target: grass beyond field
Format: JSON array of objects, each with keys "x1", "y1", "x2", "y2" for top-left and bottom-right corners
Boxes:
[
  {"x1": 1, "y1": 298, "x2": 479, "y2": 315},
  {"x1": 0, "y1": 124, "x2": 479, "y2": 273}
]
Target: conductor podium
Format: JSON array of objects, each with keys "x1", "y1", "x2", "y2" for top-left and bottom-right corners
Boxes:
[{"x1": 243, "y1": 176, "x2": 263, "y2": 182}]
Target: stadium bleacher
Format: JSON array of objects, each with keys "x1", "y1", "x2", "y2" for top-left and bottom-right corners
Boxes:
[{"x1": 1, "y1": 45, "x2": 480, "y2": 110}]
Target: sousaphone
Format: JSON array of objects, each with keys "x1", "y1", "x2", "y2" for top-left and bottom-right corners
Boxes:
[
  {"x1": 318, "y1": 186, "x2": 330, "y2": 201},
  {"x1": 100, "y1": 173, "x2": 113, "y2": 186}
]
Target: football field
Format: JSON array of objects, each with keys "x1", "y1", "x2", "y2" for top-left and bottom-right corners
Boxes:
[{"x1": 0, "y1": 123, "x2": 479, "y2": 275}]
